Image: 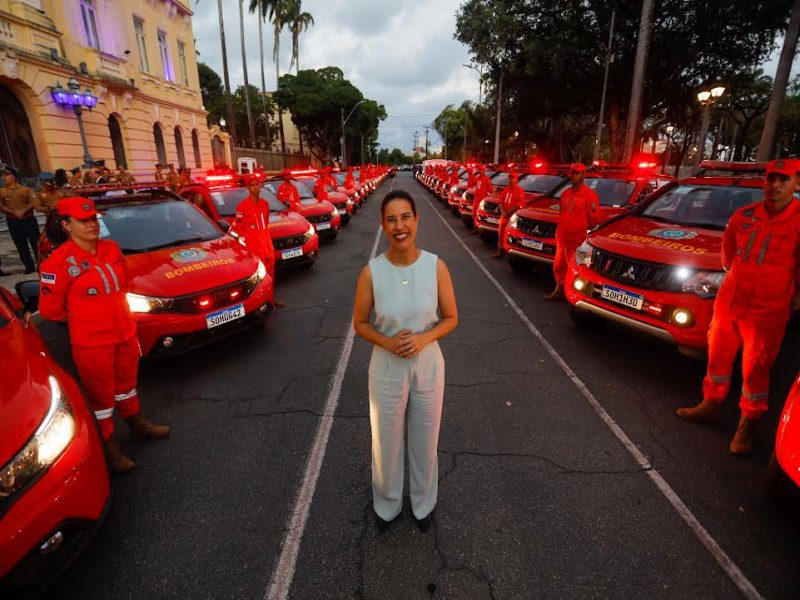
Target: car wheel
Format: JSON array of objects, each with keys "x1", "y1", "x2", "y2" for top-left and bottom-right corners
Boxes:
[
  {"x1": 765, "y1": 450, "x2": 797, "y2": 504},
  {"x1": 461, "y1": 215, "x2": 473, "y2": 228},
  {"x1": 568, "y1": 305, "x2": 597, "y2": 328},
  {"x1": 508, "y1": 255, "x2": 528, "y2": 273},
  {"x1": 479, "y1": 231, "x2": 495, "y2": 245},
  {"x1": 450, "y1": 206, "x2": 459, "y2": 216}
]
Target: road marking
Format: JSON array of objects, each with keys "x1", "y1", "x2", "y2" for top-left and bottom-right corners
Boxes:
[
  {"x1": 265, "y1": 188, "x2": 386, "y2": 600},
  {"x1": 414, "y1": 187, "x2": 763, "y2": 600}
]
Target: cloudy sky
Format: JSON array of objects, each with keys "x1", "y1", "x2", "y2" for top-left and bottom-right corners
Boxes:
[
  {"x1": 191, "y1": 1, "x2": 794, "y2": 156},
  {"x1": 191, "y1": 0, "x2": 476, "y2": 154}
]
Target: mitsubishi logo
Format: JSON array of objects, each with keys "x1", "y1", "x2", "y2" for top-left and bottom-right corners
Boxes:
[
  {"x1": 622, "y1": 266, "x2": 636, "y2": 280},
  {"x1": 530, "y1": 225, "x2": 541, "y2": 235}
]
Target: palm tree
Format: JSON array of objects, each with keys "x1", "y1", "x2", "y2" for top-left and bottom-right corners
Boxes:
[
  {"x1": 250, "y1": 0, "x2": 289, "y2": 153},
  {"x1": 257, "y1": 0, "x2": 272, "y2": 150},
  {"x1": 238, "y1": 0, "x2": 256, "y2": 147},
  {"x1": 287, "y1": 1, "x2": 313, "y2": 154},
  {"x1": 217, "y1": 0, "x2": 238, "y2": 159},
  {"x1": 287, "y1": 1, "x2": 314, "y2": 74}
]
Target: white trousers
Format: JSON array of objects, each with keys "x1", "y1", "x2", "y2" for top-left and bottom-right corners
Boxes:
[{"x1": 368, "y1": 343, "x2": 445, "y2": 520}]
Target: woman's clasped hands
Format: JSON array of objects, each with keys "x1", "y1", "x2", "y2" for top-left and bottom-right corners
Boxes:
[{"x1": 387, "y1": 329, "x2": 427, "y2": 358}]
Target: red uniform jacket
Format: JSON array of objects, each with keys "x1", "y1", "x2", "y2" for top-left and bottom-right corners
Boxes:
[
  {"x1": 716, "y1": 199, "x2": 800, "y2": 326},
  {"x1": 344, "y1": 171, "x2": 355, "y2": 189},
  {"x1": 277, "y1": 181, "x2": 300, "y2": 210},
  {"x1": 232, "y1": 197, "x2": 274, "y2": 265},
  {"x1": 449, "y1": 171, "x2": 460, "y2": 187},
  {"x1": 557, "y1": 185, "x2": 600, "y2": 244},
  {"x1": 313, "y1": 178, "x2": 329, "y2": 200},
  {"x1": 39, "y1": 239, "x2": 136, "y2": 346},
  {"x1": 475, "y1": 173, "x2": 494, "y2": 202},
  {"x1": 501, "y1": 182, "x2": 526, "y2": 214}
]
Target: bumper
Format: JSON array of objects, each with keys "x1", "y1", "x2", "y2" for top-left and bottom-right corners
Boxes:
[
  {"x1": 1, "y1": 374, "x2": 111, "y2": 587},
  {"x1": 136, "y1": 277, "x2": 275, "y2": 356},
  {"x1": 275, "y1": 234, "x2": 318, "y2": 267},
  {"x1": 565, "y1": 265, "x2": 714, "y2": 351},
  {"x1": 475, "y1": 211, "x2": 500, "y2": 232},
  {"x1": 503, "y1": 228, "x2": 557, "y2": 264}
]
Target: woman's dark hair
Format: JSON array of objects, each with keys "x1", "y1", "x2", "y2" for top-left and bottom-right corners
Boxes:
[
  {"x1": 54, "y1": 168, "x2": 69, "y2": 187},
  {"x1": 381, "y1": 190, "x2": 417, "y2": 218}
]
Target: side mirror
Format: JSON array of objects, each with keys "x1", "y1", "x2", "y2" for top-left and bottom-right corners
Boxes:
[
  {"x1": 15, "y1": 280, "x2": 40, "y2": 314},
  {"x1": 217, "y1": 219, "x2": 231, "y2": 233}
]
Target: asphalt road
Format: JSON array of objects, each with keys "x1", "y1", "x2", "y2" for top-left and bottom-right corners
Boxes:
[{"x1": 39, "y1": 172, "x2": 800, "y2": 600}]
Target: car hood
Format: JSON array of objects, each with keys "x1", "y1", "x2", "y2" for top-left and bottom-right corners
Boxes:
[
  {"x1": 0, "y1": 322, "x2": 50, "y2": 462},
  {"x1": 327, "y1": 191, "x2": 349, "y2": 203},
  {"x1": 517, "y1": 196, "x2": 560, "y2": 219},
  {"x1": 589, "y1": 216, "x2": 724, "y2": 269},
  {"x1": 269, "y1": 211, "x2": 312, "y2": 238},
  {"x1": 127, "y1": 236, "x2": 261, "y2": 297}
]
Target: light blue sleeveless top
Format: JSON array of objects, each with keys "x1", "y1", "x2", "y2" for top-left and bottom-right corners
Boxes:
[{"x1": 369, "y1": 250, "x2": 439, "y2": 337}]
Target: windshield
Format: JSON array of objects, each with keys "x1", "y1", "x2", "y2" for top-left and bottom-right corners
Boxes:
[
  {"x1": 98, "y1": 199, "x2": 223, "y2": 253},
  {"x1": 209, "y1": 188, "x2": 286, "y2": 216},
  {"x1": 333, "y1": 173, "x2": 346, "y2": 185},
  {"x1": 492, "y1": 172, "x2": 510, "y2": 188},
  {"x1": 518, "y1": 174, "x2": 564, "y2": 194},
  {"x1": 300, "y1": 176, "x2": 334, "y2": 193},
  {"x1": 550, "y1": 178, "x2": 637, "y2": 206},
  {"x1": 641, "y1": 184, "x2": 764, "y2": 229}
]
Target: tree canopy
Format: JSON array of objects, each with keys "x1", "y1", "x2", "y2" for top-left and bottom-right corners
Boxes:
[
  {"x1": 274, "y1": 67, "x2": 387, "y2": 164},
  {"x1": 454, "y1": 0, "x2": 792, "y2": 162}
]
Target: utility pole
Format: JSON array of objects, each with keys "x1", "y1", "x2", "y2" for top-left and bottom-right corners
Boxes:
[
  {"x1": 593, "y1": 9, "x2": 616, "y2": 162},
  {"x1": 238, "y1": 0, "x2": 256, "y2": 147},
  {"x1": 217, "y1": 0, "x2": 237, "y2": 157},
  {"x1": 361, "y1": 136, "x2": 364, "y2": 165},
  {"x1": 462, "y1": 118, "x2": 467, "y2": 162},
  {"x1": 424, "y1": 126, "x2": 430, "y2": 159},
  {"x1": 493, "y1": 72, "x2": 503, "y2": 164},
  {"x1": 623, "y1": 0, "x2": 655, "y2": 162},
  {"x1": 340, "y1": 108, "x2": 346, "y2": 167},
  {"x1": 257, "y1": 0, "x2": 271, "y2": 151},
  {"x1": 413, "y1": 131, "x2": 419, "y2": 156},
  {"x1": 757, "y1": 0, "x2": 800, "y2": 161}
]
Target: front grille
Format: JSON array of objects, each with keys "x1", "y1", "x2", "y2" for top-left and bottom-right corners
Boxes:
[
  {"x1": 273, "y1": 233, "x2": 309, "y2": 250},
  {"x1": 483, "y1": 201, "x2": 500, "y2": 215},
  {"x1": 465, "y1": 192, "x2": 475, "y2": 201},
  {"x1": 515, "y1": 217, "x2": 557, "y2": 238},
  {"x1": 171, "y1": 277, "x2": 257, "y2": 314},
  {"x1": 306, "y1": 214, "x2": 332, "y2": 224},
  {"x1": 590, "y1": 248, "x2": 680, "y2": 292}
]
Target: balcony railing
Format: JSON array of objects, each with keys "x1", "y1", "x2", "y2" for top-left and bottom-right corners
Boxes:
[
  {"x1": 98, "y1": 54, "x2": 125, "y2": 79},
  {"x1": 17, "y1": 0, "x2": 43, "y2": 9}
]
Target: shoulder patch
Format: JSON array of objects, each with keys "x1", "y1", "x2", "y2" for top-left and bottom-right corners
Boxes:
[
  {"x1": 68, "y1": 265, "x2": 81, "y2": 277},
  {"x1": 742, "y1": 208, "x2": 755, "y2": 217},
  {"x1": 41, "y1": 272, "x2": 56, "y2": 284},
  {"x1": 66, "y1": 256, "x2": 77, "y2": 265}
]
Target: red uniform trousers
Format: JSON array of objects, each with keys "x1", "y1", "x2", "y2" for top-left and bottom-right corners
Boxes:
[
  {"x1": 497, "y1": 215, "x2": 510, "y2": 250},
  {"x1": 703, "y1": 312, "x2": 786, "y2": 419},
  {"x1": 72, "y1": 336, "x2": 141, "y2": 440},
  {"x1": 553, "y1": 236, "x2": 582, "y2": 286}
]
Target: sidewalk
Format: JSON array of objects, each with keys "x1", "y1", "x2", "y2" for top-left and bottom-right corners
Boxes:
[{"x1": 0, "y1": 229, "x2": 40, "y2": 291}]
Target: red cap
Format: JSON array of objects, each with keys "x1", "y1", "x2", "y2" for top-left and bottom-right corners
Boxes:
[
  {"x1": 766, "y1": 159, "x2": 800, "y2": 177},
  {"x1": 570, "y1": 163, "x2": 587, "y2": 173},
  {"x1": 57, "y1": 196, "x2": 97, "y2": 219}
]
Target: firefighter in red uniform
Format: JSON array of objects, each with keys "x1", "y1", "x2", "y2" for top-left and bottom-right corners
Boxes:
[
  {"x1": 232, "y1": 177, "x2": 287, "y2": 308},
  {"x1": 449, "y1": 167, "x2": 460, "y2": 190},
  {"x1": 677, "y1": 159, "x2": 800, "y2": 455},
  {"x1": 544, "y1": 163, "x2": 599, "y2": 300},
  {"x1": 323, "y1": 167, "x2": 337, "y2": 189},
  {"x1": 344, "y1": 167, "x2": 355, "y2": 190},
  {"x1": 38, "y1": 197, "x2": 170, "y2": 475},
  {"x1": 471, "y1": 166, "x2": 494, "y2": 233},
  {"x1": 313, "y1": 174, "x2": 330, "y2": 200},
  {"x1": 276, "y1": 173, "x2": 301, "y2": 211},
  {"x1": 492, "y1": 170, "x2": 525, "y2": 259}
]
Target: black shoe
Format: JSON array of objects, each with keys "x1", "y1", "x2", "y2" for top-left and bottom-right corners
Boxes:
[
  {"x1": 416, "y1": 514, "x2": 431, "y2": 533},
  {"x1": 375, "y1": 512, "x2": 393, "y2": 533}
]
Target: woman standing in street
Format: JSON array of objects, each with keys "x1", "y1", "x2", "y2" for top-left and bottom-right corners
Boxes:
[
  {"x1": 38, "y1": 196, "x2": 170, "y2": 475},
  {"x1": 353, "y1": 190, "x2": 458, "y2": 533}
]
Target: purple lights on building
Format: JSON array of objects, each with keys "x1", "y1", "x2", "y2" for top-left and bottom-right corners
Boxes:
[{"x1": 51, "y1": 77, "x2": 97, "y2": 110}]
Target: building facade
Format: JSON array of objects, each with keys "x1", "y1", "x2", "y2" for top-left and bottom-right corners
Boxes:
[{"x1": 0, "y1": 0, "x2": 228, "y2": 181}]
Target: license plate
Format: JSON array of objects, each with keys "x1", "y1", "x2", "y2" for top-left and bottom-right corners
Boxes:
[
  {"x1": 316, "y1": 222, "x2": 331, "y2": 230},
  {"x1": 601, "y1": 285, "x2": 644, "y2": 310},
  {"x1": 206, "y1": 303, "x2": 245, "y2": 329},
  {"x1": 486, "y1": 217, "x2": 499, "y2": 225},
  {"x1": 282, "y1": 247, "x2": 303, "y2": 260},
  {"x1": 520, "y1": 238, "x2": 543, "y2": 251}
]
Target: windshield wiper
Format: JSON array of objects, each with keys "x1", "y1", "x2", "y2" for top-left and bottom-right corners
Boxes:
[{"x1": 687, "y1": 221, "x2": 725, "y2": 230}]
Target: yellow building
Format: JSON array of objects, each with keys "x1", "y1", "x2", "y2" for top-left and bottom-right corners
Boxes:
[{"x1": 0, "y1": 0, "x2": 229, "y2": 181}]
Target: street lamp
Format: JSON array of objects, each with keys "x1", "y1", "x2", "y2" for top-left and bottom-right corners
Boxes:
[
  {"x1": 341, "y1": 99, "x2": 367, "y2": 168},
  {"x1": 664, "y1": 125, "x2": 674, "y2": 175},
  {"x1": 220, "y1": 117, "x2": 227, "y2": 128},
  {"x1": 692, "y1": 85, "x2": 725, "y2": 172},
  {"x1": 462, "y1": 63, "x2": 484, "y2": 104},
  {"x1": 51, "y1": 77, "x2": 98, "y2": 168}
]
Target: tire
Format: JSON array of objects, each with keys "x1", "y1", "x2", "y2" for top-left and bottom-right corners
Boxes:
[
  {"x1": 479, "y1": 231, "x2": 495, "y2": 245},
  {"x1": 461, "y1": 215, "x2": 473, "y2": 228},
  {"x1": 765, "y1": 450, "x2": 795, "y2": 503},
  {"x1": 569, "y1": 305, "x2": 597, "y2": 328},
  {"x1": 508, "y1": 255, "x2": 528, "y2": 273}
]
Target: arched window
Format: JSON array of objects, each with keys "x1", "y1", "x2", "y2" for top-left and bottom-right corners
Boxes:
[
  {"x1": 108, "y1": 115, "x2": 127, "y2": 168},
  {"x1": 192, "y1": 129, "x2": 202, "y2": 168},
  {"x1": 153, "y1": 123, "x2": 167, "y2": 166},
  {"x1": 174, "y1": 126, "x2": 186, "y2": 167},
  {"x1": 211, "y1": 135, "x2": 225, "y2": 167},
  {"x1": 0, "y1": 83, "x2": 41, "y2": 180}
]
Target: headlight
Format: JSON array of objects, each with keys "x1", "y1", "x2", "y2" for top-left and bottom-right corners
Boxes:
[
  {"x1": 450, "y1": 186, "x2": 458, "y2": 194},
  {"x1": 0, "y1": 376, "x2": 75, "y2": 504},
  {"x1": 303, "y1": 224, "x2": 315, "y2": 241},
  {"x1": 461, "y1": 192, "x2": 467, "y2": 200},
  {"x1": 478, "y1": 200, "x2": 486, "y2": 211},
  {"x1": 509, "y1": 213, "x2": 519, "y2": 228},
  {"x1": 346, "y1": 199, "x2": 353, "y2": 206},
  {"x1": 331, "y1": 208, "x2": 339, "y2": 217},
  {"x1": 681, "y1": 271, "x2": 726, "y2": 298},
  {"x1": 126, "y1": 292, "x2": 173, "y2": 313},
  {"x1": 575, "y1": 241, "x2": 593, "y2": 267}
]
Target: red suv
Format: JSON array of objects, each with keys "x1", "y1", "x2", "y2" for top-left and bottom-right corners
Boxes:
[
  {"x1": 1, "y1": 283, "x2": 110, "y2": 593},
  {"x1": 261, "y1": 177, "x2": 341, "y2": 240},
  {"x1": 565, "y1": 161, "x2": 773, "y2": 357},
  {"x1": 503, "y1": 164, "x2": 674, "y2": 271},
  {"x1": 291, "y1": 174, "x2": 354, "y2": 226}
]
